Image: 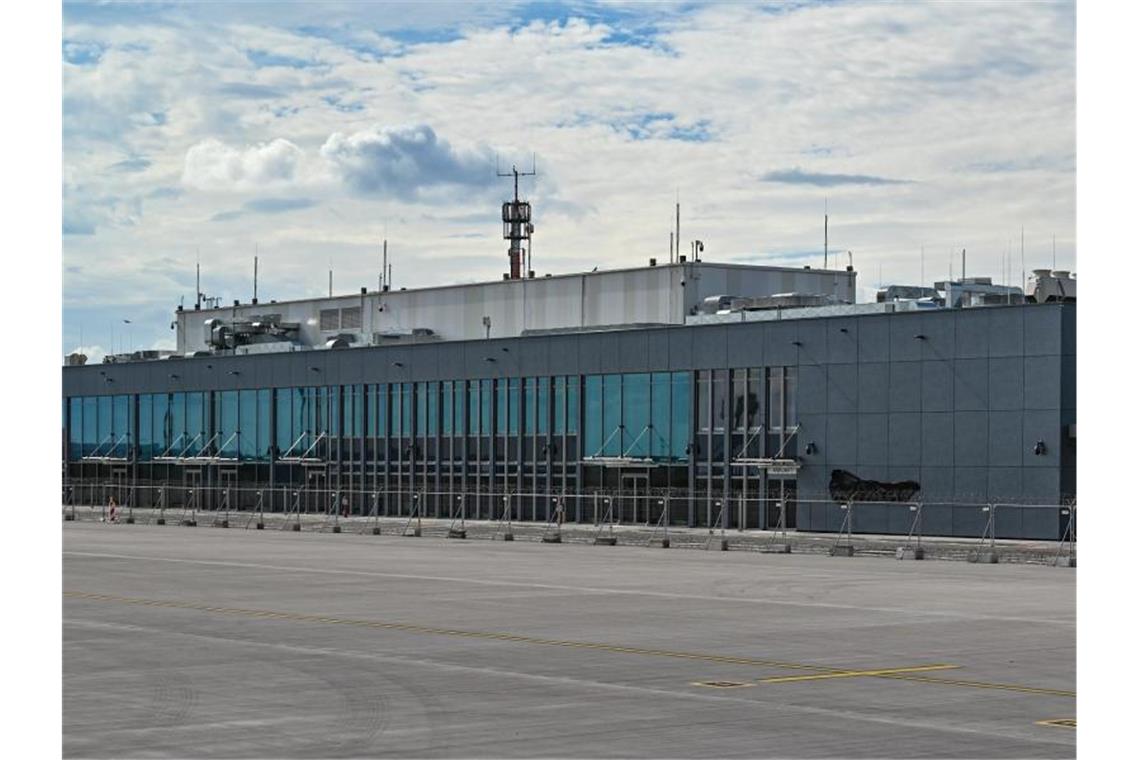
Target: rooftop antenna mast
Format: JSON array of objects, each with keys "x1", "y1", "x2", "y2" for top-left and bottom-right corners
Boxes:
[
  {"x1": 253, "y1": 244, "x2": 259, "y2": 304},
  {"x1": 675, "y1": 192, "x2": 680, "y2": 264},
  {"x1": 497, "y1": 154, "x2": 536, "y2": 279},
  {"x1": 195, "y1": 247, "x2": 201, "y2": 310}
]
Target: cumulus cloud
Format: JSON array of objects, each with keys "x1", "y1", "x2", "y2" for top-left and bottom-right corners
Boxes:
[
  {"x1": 319, "y1": 124, "x2": 494, "y2": 199},
  {"x1": 182, "y1": 137, "x2": 305, "y2": 191}
]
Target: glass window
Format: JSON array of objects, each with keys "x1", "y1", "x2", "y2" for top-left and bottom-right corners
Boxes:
[
  {"x1": 536, "y1": 377, "x2": 549, "y2": 435},
  {"x1": 376, "y1": 384, "x2": 388, "y2": 438},
  {"x1": 83, "y1": 397, "x2": 97, "y2": 456},
  {"x1": 96, "y1": 396, "x2": 111, "y2": 446},
  {"x1": 454, "y1": 381, "x2": 465, "y2": 436},
  {"x1": 187, "y1": 392, "x2": 205, "y2": 441},
  {"x1": 416, "y1": 382, "x2": 427, "y2": 436},
  {"x1": 401, "y1": 382, "x2": 412, "y2": 437},
  {"x1": 696, "y1": 371, "x2": 709, "y2": 433},
  {"x1": 553, "y1": 377, "x2": 566, "y2": 435},
  {"x1": 711, "y1": 370, "x2": 728, "y2": 433},
  {"x1": 480, "y1": 379, "x2": 493, "y2": 436},
  {"x1": 567, "y1": 377, "x2": 579, "y2": 434},
  {"x1": 426, "y1": 381, "x2": 438, "y2": 436},
  {"x1": 584, "y1": 375, "x2": 602, "y2": 456},
  {"x1": 524, "y1": 378, "x2": 536, "y2": 434},
  {"x1": 139, "y1": 394, "x2": 153, "y2": 460},
  {"x1": 748, "y1": 369, "x2": 763, "y2": 431},
  {"x1": 671, "y1": 372, "x2": 691, "y2": 461},
  {"x1": 171, "y1": 393, "x2": 186, "y2": 449},
  {"x1": 732, "y1": 370, "x2": 748, "y2": 431},
  {"x1": 469, "y1": 381, "x2": 480, "y2": 435},
  {"x1": 496, "y1": 379, "x2": 507, "y2": 435},
  {"x1": 257, "y1": 389, "x2": 272, "y2": 461},
  {"x1": 650, "y1": 373, "x2": 670, "y2": 459},
  {"x1": 218, "y1": 391, "x2": 239, "y2": 457},
  {"x1": 602, "y1": 374, "x2": 622, "y2": 456},
  {"x1": 768, "y1": 367, "x2": 784, "y2": 431},
  {"x1": 442, "y1": 381, "x2": 453, "y2": 435},
  {"x1": 276, "y1": 388, "x2": 293, "y2": 453},
  {"x1": 623, "y1": 373, "x2": 650, "y2": 457},
  {"x1": 239, "y1": 390, "x2": 257, "y2": 459},
  {"x1": 69, "y1": 398, "x2": 82, "y2": 460},
  {"x1": 508, "y1": 378, "x2": 519, "y2": 436}
]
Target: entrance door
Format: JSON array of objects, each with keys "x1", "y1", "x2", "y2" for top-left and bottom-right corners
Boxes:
[
  {"x1": 305, "y1": 469, "x2": 326, "y2": 514},
  {"x1": 619, "y1": 473, "x2": 649, "y2": 524},
  {"x1": 765, "y1": 479, "x2": 798, "y2": 530},
  {"x1": 109, "y1": 467, "x2": 129, "y2": 511},
  {"x1": 182, "y1": 468, "x2": 202, "y2": 511}
]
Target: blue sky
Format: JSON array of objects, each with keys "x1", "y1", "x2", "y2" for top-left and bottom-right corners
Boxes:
[{"x1": 62, "y1": 0, "x2": 1075, "y2": 359}]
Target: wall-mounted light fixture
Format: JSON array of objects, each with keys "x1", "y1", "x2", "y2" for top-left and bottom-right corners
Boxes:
[
  {"x1": 1033, "y1": 440, "x2": 1047, "y2": 456},
  {"x1": 484, "y1": 356, "x2": 496, "y2": 363},
  {"x1": 791, "y1": 339, "x2": 803, "y2": 347},
  {"x1": 309, "y1": 366, "x2": 321, "y2": 373},
  {"x1": 839, "y1": 327, "x2": 849, "y2": 334},
  {"x1": 227, "y1": 370, "x2": 240, "y2": 376},
  {"x1": 805, "y1": 441, "x2": 817, "y2": 455},
  {"x1": 392, "y1": 361, "x2": 403, "y2": 368},
  {"x1": 914, "y1": 334, "x2": 927, "y2": 340},
  {"x1": 169, "y1": 373, "x2": 179, "y2": 380}
]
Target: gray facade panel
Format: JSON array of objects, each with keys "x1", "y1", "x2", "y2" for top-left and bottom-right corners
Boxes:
[
  {"x1": 988, "y1": 410, "x2": 1024, "y2": 467},
  {"x1": 887, "y1": 413, "x2": 922, "y2": 467},
  {"x1": 1023, "y1": 305, "x2": 1062, "y2": 356},
  {"x1": 988, "y1": 357, "x2": 1024, "y2": 411},
  {"x1": 826, "y1": 319, "x2": 859, "y2": 364},
  {"x1": 955, "y1": 310, "x2": 989, "y2": 358},
  {"x1": 921, "y1": 412, "x2": 954, "y2": 467},
  {"x1": 889, "y1": 314, "x2": 925, "y2": 362},
  {"x1": 857, "y1": 363, "x2": 889, "y2": 413},
  {"x1": 1024, "y1": 355, "x2": 1061, "y2": 410},
  {"x1": 889, "y1": 362, "x2": 922, "y2": 412},
  {"x1": 857, "y1": 317, "x2": 890, "y2": 363},
  {"x1": 954, "y1": 410, "x2": 989, "y2": 467},
  {"x1": 1023, "y1": 409, "x2": 1061, "y2": 469},
  {"x1": 989, "y1": 308, "x2": 1025, "y2": 357},
  {"x1": 856, "y1": 413, "x2": 888, "y2": 466},
  {"x1": 953, "y1": 358, "x2": 988, "y2": 411},
  {"x1": 954, "y1": 466, "x2": 988, "y2": 502},
  {"x1": 921, "y1": 360, "x2": 953, "y2": 412},
  {"x1": 826, "y1": 413, "x2": 857, "y2": 466},
  {"x1": 919, "y1": 312, "x2": 955, "y2": 361},
  {"x1": 691, "y1": 326, "x2": 727, "y2": 369},
  {"x1": 826, "y1": 364, "x2": 858, "y2": 414},
  {"x1": 798, "y1": 366, "x2": 827, "y2": 416},
  {"x1": 795, "y1": 321, "x2": 828, "y2": 366}
]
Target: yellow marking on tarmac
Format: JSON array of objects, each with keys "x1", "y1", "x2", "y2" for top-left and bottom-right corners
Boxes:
[
  {"x1": 64, "y1": 590, "x2": 1074, "y2": 699},
  {"x1": 1036, "y1": 718, "x2": 1076, "y2": 729},
  {"x1": 759, "y1": 664, "x2": 960, "y2": 683},
  {"x1": 877, "y1": 673, "x2": 1076, "y2": 698}
]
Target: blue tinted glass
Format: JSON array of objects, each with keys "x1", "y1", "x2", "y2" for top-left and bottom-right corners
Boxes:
[
  {"x1": 584, "y1": 375, "x2": 602, "y2": 456},
  {"x1": 69, "y1": 398, "x2": 82, "y2": 459},
  {"x1": 154, "y1": 393, "x2": 170, "y2": 455},
  {"x1": 553, "y1": 378, "x2": 565, "y2": 435},
  {"x1": 496, "y1": 380, "x2": 507, "y2": 435},
  {"x1": 469, "y1": 381, "x2": 480, "y2": 434},
  {"x1": 377, "y1": 384, "x2": 388, "y2": 437},
  {"x1": 481, "y1": 379, "x2": 493, "y2": 436},
  {"x1": 258, "y1": 389, "x2": 271, "y2": 461},
  {"x1": 622, "y1": 373, "x2": 650, "y2": 457},
  {"x1": 239, "y1": 390, "x2": 256, "y2": 458},
  {"x1": 671, "y1": 372, "x2": 691, "y2": 460},
  {"x1": 139, "y1": 395, "x2": 153, "y2": 460},
  {"x1": 426, "y1": 382, "x2": 438, "y2": 436},
  {"x1": 83, "y1": 397, "x2": 97, "y2": 455},
  {"x1": 508, "y1": 378, "x2": 519, "y2": 435},
  {"x1": 651, "y1": 372, "x2": 671, "y2": 459},
  {"x1": 454, "y1": 381, "x2": 465, "y2": 436},
  {"x1": 602, "y1": 375, "x2": 621, "y2": 456},
  {"x1": 220, "y1": 391, "x2": 239, "y2": 457},
  {"x1": 536, "y1": 377, "x2": 549, "y2": 435},
  {"x1": 276, "y1": 388, "x2": 293, "y2": 453},
  {"x1": 171, "y1": 393, "x2": 186, "y2": 448},
  {"x1": 402, "y1": 383, "x2": 412, "y2": 436},
  {"x1": 567, "y1": 377, "x2": 579, "y2": 434},
  {"x1": 442, "y1": 381, "x2": 453, "y2": 435}
]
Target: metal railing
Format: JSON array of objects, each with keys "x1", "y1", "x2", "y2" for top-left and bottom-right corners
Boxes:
[{"x1": 60, "y1": 480, "x2": 1076, "y2": 547}]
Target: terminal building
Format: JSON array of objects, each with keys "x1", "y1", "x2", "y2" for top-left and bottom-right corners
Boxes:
[{"x1": 61, "y1": 185, "x2": 1076, "y2": 540}]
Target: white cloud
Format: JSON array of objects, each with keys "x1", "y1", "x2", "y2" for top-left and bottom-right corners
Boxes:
[
  {"x1": 181, "y1": 137, "x2": 305, "y2": 191},
  {"x1": 320, "y1": 124, "x2": 494, "y2": 199}
]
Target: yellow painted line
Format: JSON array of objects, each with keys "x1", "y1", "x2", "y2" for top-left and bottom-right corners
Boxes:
[
  {"x1": 1036, "y1": 718, "x2": 1076, "y2": 729},
  {"x1": 63, "y1": 591, "x2": 850, "y2": 675},
  {"x1": 64, "y1": 591, "x2": 1075, "y2": 699},
  {"x1": 759, "y1": 664, "x2": 960, "y2": 683},
  {"x1": 880, "y1": 673, "x2": 1075, "y2": 698}
]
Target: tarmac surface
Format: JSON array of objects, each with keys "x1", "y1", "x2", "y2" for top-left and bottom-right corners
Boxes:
[{"x1": 63, "y1": 522, "x2": 1076, "y2": 758}]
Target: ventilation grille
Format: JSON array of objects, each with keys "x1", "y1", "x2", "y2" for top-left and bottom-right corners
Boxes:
[
  {"x1": 340, "y1": 306, "x2": 362, "y2": 330},
  {"x1": 319, "y1": 308, "x2": 340, "y2": 331}
]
